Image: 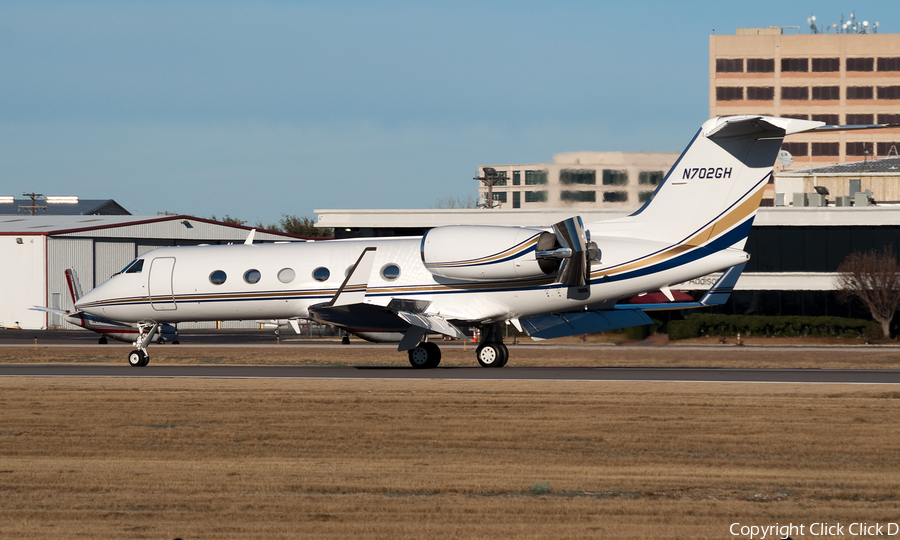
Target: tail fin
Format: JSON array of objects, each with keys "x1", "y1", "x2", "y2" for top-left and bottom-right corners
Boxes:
[
  {"x1": 624, "y1": 116, "x2": 823, "y2": 249},
  {"x1": 65, "y1": 269, "x2": 84, "y2": 306}
]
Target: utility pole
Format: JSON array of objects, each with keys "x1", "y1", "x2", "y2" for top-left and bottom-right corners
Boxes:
[
  {"x1": 19, "y1": 192, "x2": 47, "y2": 215},
  {"x1": 474, "y1": 167, "x2": 502, "y2": 209}
]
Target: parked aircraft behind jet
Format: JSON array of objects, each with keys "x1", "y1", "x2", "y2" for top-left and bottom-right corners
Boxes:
[
  {"x1": 32, "y1": 269, "x2": 178, "y2": 348},
  {"x1": 75, "y1": 116, "x2": 897, "y2": 368}
]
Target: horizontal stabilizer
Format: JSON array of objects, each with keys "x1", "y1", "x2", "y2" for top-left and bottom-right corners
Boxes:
[
  {"x1": 612, "y1": 262, "x2": 746, "y2": 312},
  {"x1": 397, "y1": 311, "x2": 465, "y2": 340},
  {"x1": 699, "y1": 262, "x2": 746, "y2": 306},
  {"x1": 520, "y1": 309, "x2": 653, "y2": 340}
]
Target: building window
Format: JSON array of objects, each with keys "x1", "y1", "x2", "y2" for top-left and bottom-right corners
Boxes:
[
  {"x1": 716, "y1": 58, "x2": 743, "y2": 72},
  {"x1": 846, "y1": 114, "x2": 874, "y2": 124},
  {"x1": 512, "y1": 171, "x2": 521, "y2": 185},
  {"x1": 878, "y1": 58, "x2": 900, "y2": 72},
  {"x1": 781, "y1": 58, "x2": 808, "y2": 72},
  {"x1": 877, "y1": 86, "x2": 900, "y2": 100},
  {"x1": 781, "y1": 142, "x2": 808, "y2": 157},
  {"x1": 638, "y1": 171, "x2": 663, "y2": 185},
  {"x1": 746, "y1": 58, "x2": 774, "y2": 72},
  {"x1": 638, "y1": 191, "x2": 655, "y2": 203},
  {"x1": 812, "y1": 58, "x2": 839, "y2": 72},
  {"x1": 783, "y1": 114, "x2": 809, "y2": 120},
  {"x1": 747, "y1": 87, "x2": 775, "y2": 101},
  {"x1": 602, "y1": 191, "x2": 628, "y2": 203},
  {"x1": 716, "y1": 87, "x2": 743, "y2": 101},
  {"x1": 559, "y1": 169, "x2": 596, "y2": 185},
  {"x1": 812, "y1": 86, "x2": 839, "y2": 100},
  {"x1": 811, "y1": 114, "x2": 839, "y2": 125},
  {"x1": 878, "y1": 142, "x2": 900, "y2": 156},
  {"x1": 846, "y1": 142, "x2": 874, "y2": 156},
  {"x1": 846, "y1": 57, "x2": 875, "y2": 71},
  {"x1": 811, "y1": 142, "x2": 839, "y2": 156},
  {"x1": 781, "y1": 87, "x2": 809, "y2": 100},
  {"x1": 489, "y1": 170, "x2": 507, "y2": 186},
  {"x1": 560, "y1": 190, "x2": 596, "y2": 203},
  {"x1": 847, "y1": 86, "x2": 874, "y2": 100},
  {"x1": 492, "y1": 192, "x2": 507, "y2": 203},
  {"x1": 878, "y1": 114, "x2": 900, "y2": 124},
  {"x1": 524, "y1": 191, "x2": 547, "y2": 203},
  {"x1": 524, "y1": 170, "x2": 548, "y2": 185},
  {"x1": 512, "y1": 191, "x2": 520, "y2": 209},
  {"x1": 601, "y1": 169, "x2": 627, "y2": 186}
]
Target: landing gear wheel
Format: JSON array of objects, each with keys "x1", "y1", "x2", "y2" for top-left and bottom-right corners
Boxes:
[
  {"x1": 128, "y1": 350, "x2": 149, "y2": 367},
  {"x1": 408, "y1": 342, "x2": 441, "y2": 369},
  {"x1": 98, "y1": 336, "x2": 108, "y2": 345},
  {"x1": 172, "y1": 340, "x2": 180, "y2": 345},
  {"x1": 476, "y1": 343, "x2": 508, "y2": 368}
]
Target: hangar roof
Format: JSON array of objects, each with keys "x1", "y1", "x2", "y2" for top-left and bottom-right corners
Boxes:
[
  {"x1": 781, "y1": 156, "x2": 900, "y2": 176},
  {"x1": 0, "y1": 214, "x2": 309, "y2": 241},
  {"x1": 0, "y1": 198, "x2": 130, "y2": 216}
]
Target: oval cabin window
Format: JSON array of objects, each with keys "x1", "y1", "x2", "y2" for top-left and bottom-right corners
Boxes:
[
  {"x1": 381, "y1": 264, "x2": 401, "y2": 281},
  {"x1": 209, "y1": 270, "x2": 227, "y2": 285},
  {"x1": 244, "y1": 269, "x2": 262, "y2": 284},
  {"x1": 312, "y1": 267, "x2": 330, "y2": 282},
  {"x1": 278, "y1": 268, "x2": 295, "y2": 283}
]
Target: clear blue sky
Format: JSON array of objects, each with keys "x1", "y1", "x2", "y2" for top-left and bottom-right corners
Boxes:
[{"x1": 0, "y1": 1, "x2": 895, "y2": 225}]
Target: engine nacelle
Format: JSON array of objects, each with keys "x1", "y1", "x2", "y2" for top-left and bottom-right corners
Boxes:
[{"x1": 421, "y1": 225, "x2": 557, "y2": 281}]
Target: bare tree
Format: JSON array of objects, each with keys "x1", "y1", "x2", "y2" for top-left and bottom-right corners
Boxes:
[
  {"x1": 835, "y1": 246, "x2": 900, "y2": 338},
  {"x1": 434, "y1": 195, "x2": 478, "y2": 209},
  {"x1": 210, "y1": 214, "x2": 246, "y2": 226},
  {"x1": 276, "y1": 214, "x2": 333, "y2": 237}
]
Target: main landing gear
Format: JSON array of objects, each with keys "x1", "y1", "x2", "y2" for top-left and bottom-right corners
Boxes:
[
  {"x1": 406, "y1": 322, "x2": 509, "y2": 369},
  {"x1": 128, "y1": 322, "x2": 159, "y2": 367}
]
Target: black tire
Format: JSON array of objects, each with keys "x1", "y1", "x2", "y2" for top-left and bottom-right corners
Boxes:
[
  {"x1": 496, "y1": 343, "x2": 509, "y2": 367},
  {"x1": 98, "y1": 336, "x2": 108, "y2": 345},
  {"x1": 408, "y1": 342, "x2": 441, "y2": 369},
  {"x1": 172, "y1": 340, "x2": 180, "y2": 345},
  {"x1": 128, "y1": 350, "x2": 147, "y2": 367},
  {"x1": 342, "y1": 335, "x2": 350, "y2": 345},
  {"x1": 476, "y1": 343, "x2": 507, "y2": 368}
]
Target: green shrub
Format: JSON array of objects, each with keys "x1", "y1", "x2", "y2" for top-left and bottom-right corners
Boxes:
[
  {"x1": 666, "y1": 314, "x2": 871, "y2": 340},
  {"x1": 668, "y1": 320, "x2": 700, "y2": 340}
]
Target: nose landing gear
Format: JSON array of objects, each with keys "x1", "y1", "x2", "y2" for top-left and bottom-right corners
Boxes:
[{"x1": 128, "y1": 322, "x2": 159, "y2": 367}]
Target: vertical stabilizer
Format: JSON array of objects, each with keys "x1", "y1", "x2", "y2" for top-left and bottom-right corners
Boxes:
[
  {"x1": 65, "y1": 269, "x2": 85, "y2": 306},
  {"x1": 623, "y1": 116, "x2": 823, "y2": 250}
]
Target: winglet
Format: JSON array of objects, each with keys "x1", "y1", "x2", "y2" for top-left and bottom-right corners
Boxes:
[
  {"x1": 328, "y1": 247, "x2": 377, "y2": 307},
  {"x1": 699, "y1": 262, "x2": 746, "y2": 306},
  {"x1": 244, "y1": 229, "x2": 257, "y2": 245}
]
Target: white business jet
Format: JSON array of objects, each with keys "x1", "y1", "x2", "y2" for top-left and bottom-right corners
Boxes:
[
  {"x1": 74, "y1": 116, "x2": 891, "y2": 368},
  {"x1": 32, "y1": 269, "x2": 178, "y2": 346}
]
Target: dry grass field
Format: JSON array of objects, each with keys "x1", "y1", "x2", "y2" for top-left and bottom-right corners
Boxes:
[{"x1": 2, "y1": 345, "x2": 900, "y2": 539}]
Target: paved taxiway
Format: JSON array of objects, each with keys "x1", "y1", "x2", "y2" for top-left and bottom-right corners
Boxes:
[{"x1": 2, "y1": 364, "x2": 899, "y2": 383}]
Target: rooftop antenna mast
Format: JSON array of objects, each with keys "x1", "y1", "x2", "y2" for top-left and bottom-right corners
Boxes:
[{"x1": 19, "y1": 192, "x2": 47, "y2": 216}]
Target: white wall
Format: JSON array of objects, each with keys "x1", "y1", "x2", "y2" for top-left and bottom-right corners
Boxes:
[{"x1": 0, "y1": 235, "x2": 47, "y2": 329}]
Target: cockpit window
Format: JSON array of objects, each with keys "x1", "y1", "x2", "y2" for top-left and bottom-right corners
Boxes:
[{"x1": 123, "y1": 259, "x2": 144, "y2": 274}]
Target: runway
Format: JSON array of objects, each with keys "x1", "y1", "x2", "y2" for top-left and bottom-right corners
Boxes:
[{"x1": 2, "y1": 364, "x2": 900, "y2": 383}]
